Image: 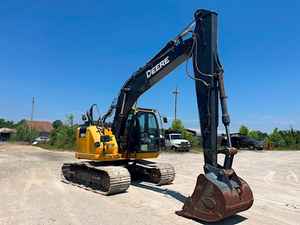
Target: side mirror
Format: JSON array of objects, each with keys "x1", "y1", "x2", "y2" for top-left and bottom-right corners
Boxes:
[
  {"x1": 163, "y1": 117, "x2": 168, "y2": 123},
  {"x1": 82, "y1": 114, "x2": 87, "y2": 121}
]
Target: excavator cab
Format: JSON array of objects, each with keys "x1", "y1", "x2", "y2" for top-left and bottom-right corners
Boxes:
[{"x1": 124, "y1": 108, "x2": 161, "y2": 153}]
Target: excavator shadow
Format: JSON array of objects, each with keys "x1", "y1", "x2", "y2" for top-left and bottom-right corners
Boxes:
[
  {"x1": 131, "y1": 181, "x2": 186, "y2": 203},
  {"x1": 200, "y1": 215, "x2": 247, "y2": 225},
  {"x1": 131, "y1": 181, "x2": 247, "y2": 225}
]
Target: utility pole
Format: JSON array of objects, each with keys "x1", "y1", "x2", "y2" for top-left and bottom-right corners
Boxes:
[
  {"x1": 30, "y1": 97, "x2": 35, "y2": 143},
  {"x1": 31, "y1": 96, "x2": 35, "y2": 122},
  {"x1": 172, "y1": 86, "x2": 180, "y2": 121}
]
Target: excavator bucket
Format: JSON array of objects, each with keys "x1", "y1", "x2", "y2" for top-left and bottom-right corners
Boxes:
[{"x1": 176, "y1": 171, "x2": 253, "y2": 222}]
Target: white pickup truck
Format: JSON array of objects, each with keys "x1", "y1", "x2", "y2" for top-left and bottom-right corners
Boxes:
[{"x1": 165, "y1": 133, "x2": 191, "y2": 152}]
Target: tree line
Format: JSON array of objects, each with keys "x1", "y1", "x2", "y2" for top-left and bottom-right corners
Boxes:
[
  {"x1": 48, "y1": 115, "x2": 77, "y2": 149},
  {"x1": 0, "y1": 116, "x2": 77, "y2": 150},
  {"x1": 0, "y1": 118, "x2": 39, "y2": 142},
  {"x1": 167, "y1": 120, "x2": 300, "y2": 150},
  {"x1": 239, "y1": 125, "x2": 300, "y2": 150},
  {"x1": 1, "y1": 117, "x2": 299, "y2": 150}
]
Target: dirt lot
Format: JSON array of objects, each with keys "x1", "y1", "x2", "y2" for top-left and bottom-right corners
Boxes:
[{"x1": 0, "y1": 144, "x2": 299, "y2": 225}]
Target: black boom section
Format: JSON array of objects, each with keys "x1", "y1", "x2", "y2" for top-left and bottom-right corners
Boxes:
[
  {"x1": 112, "y1": 38, "x2": 193, "y2": 139},
  {"x1": 193, "y1": 10, "x2": 219, "y2": 168}
]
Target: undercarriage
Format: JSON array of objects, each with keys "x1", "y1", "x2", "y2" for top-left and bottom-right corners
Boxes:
[{"x1": 61, "y1": 160, "x2": 175, "y2": 195}]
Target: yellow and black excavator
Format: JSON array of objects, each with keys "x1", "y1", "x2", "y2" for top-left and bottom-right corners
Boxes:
[{"x1": 62, "y1": 9, "x2": 254, "y2": 222}]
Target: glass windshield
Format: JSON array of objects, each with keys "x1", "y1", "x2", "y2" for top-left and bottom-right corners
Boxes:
[
  {"x1": 138, "y1": 113, "x2": 145, "y2": 133},
  {"x1": 148, "y1": 113, "x2": 159, "y2": 135},
  {"x1": 137, "y1": 112, "x2": 160, "y2": 152},
  {"x1": 170, "y1": 134, "x2": 182, "y2": 140}
]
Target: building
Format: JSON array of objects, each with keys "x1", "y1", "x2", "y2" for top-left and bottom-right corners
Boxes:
[
  {"x1": 26, "y1": 121, "x2": 54, "y2": 138},
  {"x1": 0, "y1": 128, "x2": 16, "y2": 141}
]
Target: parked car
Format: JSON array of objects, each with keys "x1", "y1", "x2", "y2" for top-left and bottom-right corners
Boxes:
[
  {"x1": 32, "y1": 136, "x2": 50, "y2": 145},
  {"x1": 165, "y1": 133, "x2": 191, "y2": 152},
  {"x1": 221, "y1": 134, "x2": 264, "y2": 150}
]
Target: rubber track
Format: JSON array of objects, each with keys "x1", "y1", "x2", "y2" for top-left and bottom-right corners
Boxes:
[
  {"x1": 61, "y1": 162, "x2": 131, "y2": 195},
  {"x1": 155, "y1": 163, "x2": 176, "y2": 185},
  {"x1": 132, "y1": 161, "x2": 175, "y2": 185}
]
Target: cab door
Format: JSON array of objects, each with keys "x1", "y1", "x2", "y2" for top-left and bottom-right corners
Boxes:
[{"x1": 127, "y1": 111, "x2": 160, "y2": 152}]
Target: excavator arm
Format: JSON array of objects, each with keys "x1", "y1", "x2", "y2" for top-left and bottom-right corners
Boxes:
[{"x1": 105, "y1": 9, "x2": 253, "y2": 222}]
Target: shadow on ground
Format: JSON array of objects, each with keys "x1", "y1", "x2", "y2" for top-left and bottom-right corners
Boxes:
[
  {"x1": 132, "y1": 181, "x2": 187, "y2": 203},
  {"x1": 201, "y1": 215, "x2": 247, "y2": 225},
  {"x1": 132, "y1": 181, "x2": 247, "y2": 225}
]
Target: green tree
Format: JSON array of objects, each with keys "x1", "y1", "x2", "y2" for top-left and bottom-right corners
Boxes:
[
  {"x1": 239, "y1": 125, "x2": 249, "y2": 136},
  {"x1": 278, "y1": 128, "x2": 299, "y2": 148},
  {"x1": 49, "y1": 115, "x2": 77, "y2": 149},
  {"x1": 15, "y1": 121, "x2": 38, "y2": 142},
  {"x1": 269, "y1": 128, "x2": 285, "y2": 147},
  {"x1": 52, "y1": 120, "x2": 63, "y2": 129},
  {"x1": 66, "y1": 114, "x2": 74, "y2": 127},
  {"x1": 15, "y1": 119, "x2": 26, "y2": 127},
  {"x1": 248, "y1": 130, "x2": 259, "y2": 139},
  {"x1": 171, "y1": 119, "x2": 184, "y2": 131},
  {"x1": 170, "y1": 119, "x2": 198, "y2": 146},
  {"x1": 248, "y1": 130, "x2": 268, "y2": 140},
  {"x1": 255, "y1": 130, "x2": 269, "y2": 141},
  {"x1": 0, "y1": 118, "x2": 14, "y2": 128},
  {"x1": 295, "y1": 130, "x2": 300, "y2": 146}
]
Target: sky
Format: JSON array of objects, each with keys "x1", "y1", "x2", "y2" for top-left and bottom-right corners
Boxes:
[{"x1": 0, "y1": 1, "x2": 300, "y2": 133}]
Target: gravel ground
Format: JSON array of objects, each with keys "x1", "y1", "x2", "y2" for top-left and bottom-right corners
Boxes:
[{"x1": 0, "y1": 144, "x2": 299, "y2": 225}]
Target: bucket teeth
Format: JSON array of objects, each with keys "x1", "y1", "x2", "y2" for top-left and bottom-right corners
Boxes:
[{"x1": 176, "y1": 172, "x2": 253, "y2": 222}]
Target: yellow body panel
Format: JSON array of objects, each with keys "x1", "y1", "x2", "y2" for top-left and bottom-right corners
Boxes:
[{"x1": 75, "y1": 125, "x2": 159, "y2": 161}]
